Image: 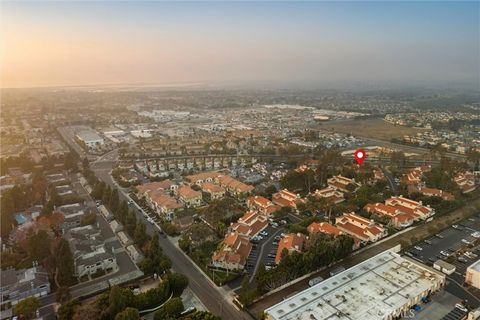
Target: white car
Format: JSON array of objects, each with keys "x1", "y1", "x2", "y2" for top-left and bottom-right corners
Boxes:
[
  {"x1": 440, "y1": 250, "x2": 450, "y2": 257},
  {"x1": 455, "y1": 303, "x2": 468, "y2": 312},
  {"x1": 260, "y1": 231, "x2": 268, "y2": 236},
  {"x1": 471, "y1": 232, "x2": 480, "y2": 238},
  {"x1": 462, "y1": 239, "x2": 472, "y2": 245},
  {"x1": 414, "y1": 246, "x2": 423, "y2": 251}
]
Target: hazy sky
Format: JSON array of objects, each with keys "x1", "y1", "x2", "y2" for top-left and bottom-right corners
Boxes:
[{"x1": 1, "y1": 1, "x2": 479, "y2": 89}]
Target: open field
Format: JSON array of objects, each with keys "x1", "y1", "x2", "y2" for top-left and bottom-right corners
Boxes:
[{"x1": 315, "y1": 118, "x2": 429, "y2": 141}]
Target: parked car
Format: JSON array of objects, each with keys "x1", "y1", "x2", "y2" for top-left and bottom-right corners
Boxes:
[
  {"x1": 414, "y1": 246, "x2": 423, "y2": 251},
  {"x1": 455, "y1": 304, "x2": 468, "y2": 312},
  {"x1": 260, "y1": 231, "x2": 268, "y2": 236}
]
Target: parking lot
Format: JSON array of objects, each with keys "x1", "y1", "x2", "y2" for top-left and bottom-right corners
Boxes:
[
  {"x1": 245, "y1": 225, "x2": 284, "y2": 281},
  {"x1": 406, "y1": 212, "x2": 480, "y2": 309}
]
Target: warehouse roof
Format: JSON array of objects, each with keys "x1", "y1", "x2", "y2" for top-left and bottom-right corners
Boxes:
[{"x1": 265, "y1": 249, "x2": 445, "y2": 320}]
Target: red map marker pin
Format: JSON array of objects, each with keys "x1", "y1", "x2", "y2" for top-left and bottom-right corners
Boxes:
[{"x1": 354, "y1": 149, "x2": 366, "y2": 165}]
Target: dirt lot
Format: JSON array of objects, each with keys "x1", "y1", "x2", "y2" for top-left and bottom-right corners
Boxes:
[{"x1": 315, "y1": 118, "x2": 429, "y2": 141}]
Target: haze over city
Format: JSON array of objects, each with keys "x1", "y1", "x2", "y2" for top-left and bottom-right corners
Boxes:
[
  {"x1": 1, "y1": 2, "x2": 480, "y2": 320},
  {"x1": 1, "y1": 1, "x2": 479, "y2": 89}
]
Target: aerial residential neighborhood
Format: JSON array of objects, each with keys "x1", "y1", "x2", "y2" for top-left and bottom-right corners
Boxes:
[{"x1": 1, "y1": 1, "x2": 480, "y2": 320}]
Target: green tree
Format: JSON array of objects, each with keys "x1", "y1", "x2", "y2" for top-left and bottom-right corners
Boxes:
[
  {"x1": 114, "y1": 307, "x2": 140, "y2": 320},
  {"x1": 125, "y1": 210, "x2": 137, "y2": 235},
  {"x1": 165, "y1": 273, "x2": 189, "y2": 296},
  {"x1": 27, "y1": 230, "x2": 52, "y2": 264},
  {"x1": 15, "y1": 297, "x2": 40, "y2": 319},
  {"x1": 57, "y1": 299, "x2": 80, "y2": 320},
  {"x1": 0, "y1": 192, "x2": 15, "y2": 237},
  {"x1": 154, "y1": 297, "x2": 184, "y2": 320},
  {"x1": 55, "y1": 238, "x2": 77, "y2": 286},
  {"x1": 108, "y1": 285, "x2": 126, "y2": 317},
  {"x1": 134, "y1": 221, "x2": 148, "y2": 246}
]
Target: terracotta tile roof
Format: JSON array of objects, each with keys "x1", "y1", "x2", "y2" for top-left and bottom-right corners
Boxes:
[
  {"x1": 212, "y1": 232, "x2": 252, "y2": 268},
  {"x1": 275, "y1": 233, "x2": 307, "y2": 264},
  {"x1": 150, "y1": 192, "x2": 182, "y2": 210},
  {"x1": 272, "y1": 189, "x2": 304, "y2": 208},
  {"x1": 217, "y1": 175, "x2": 254, "y2": 193},
  {"x1": 307, "y1": 222, "x2": 343, "y2": 236},
  {"x1": 185, "y1": 171, "x2": 220, "y2": 184},
  {"x1": 201, "y1": 182, "x2": 225, "y2": 193},
  {"x1": 230, "y1": 211, "x2": 268, "y2": 237},
  {"x1": 247, "y1": 196, "x2": 272, "y2": 209},
  {"x1": 177, "y1": 185, "x2": 202, "y2": 200}
]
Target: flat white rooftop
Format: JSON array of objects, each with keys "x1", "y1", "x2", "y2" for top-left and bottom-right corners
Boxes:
[
  {"x1": 265, "y1": 249, "x2": 445, "y2": 320},
  {"x1": 468, "y1": 259, "x2": 480, "y2": 272}
]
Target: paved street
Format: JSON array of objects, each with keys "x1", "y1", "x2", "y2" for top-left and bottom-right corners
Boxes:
[{"x1": 90, "y1": 160, "x2": 253, "y2": 319}]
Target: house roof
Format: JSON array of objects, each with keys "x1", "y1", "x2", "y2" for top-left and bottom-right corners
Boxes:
[
  {"x1": 177, "y1": 185, "x2": 202, "y2": 199},
  {"x1": 308, "y1": 222, "x2": 343, "y2": 236},
  {"x1": 275, "y1": 233, "x2": 307, "y2": 264},
  {"x1": 201, "y1": 182, "x2": 225, "y2": 193}
]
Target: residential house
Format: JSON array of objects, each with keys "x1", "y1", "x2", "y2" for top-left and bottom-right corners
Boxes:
[
  {"x1": 149, "y1": 191, "x2": 182, "y2": 220},
  {"x1": 327, "y1": 175, "x2": 360, "y2": 193},
  {"x1": 177, "y1": 185, "x2": 202, "y2": 207},
  {"x1": 307, "y1": 222, "x2": 343, "y2": 237},
  {"x1": 275, "y1": 233, "x2": 308, "y2": 264},
  {"x1": 246, "y1": 195, "x2": 281, "y2": 216},
  {"x1": 0, "y1": 266, "x2": 51, "y2": 312},
  {"x1": 201, "y1": 182, "x2": 226, "y2": 200},
  {"x1": 335, "y1": 212, "x2": 386, "y2": 244},
  {"x1": 185, "y1": 171, "x2": 220, "y2": 186},
  {"x1": 229, "y1": 211, "x2": 268, "y2": 238},
  {"x1": 311, "y1": 187, "x2": 345, "y2": 204},
  {"x1": 216, "y1": 175, "x2": 254, "y2": 196},
  {"x1": 272, "y1": 189, "x2": 304, "y2": 209},
  {"x1": 418, "y1": 187, "x2": 454, "y2": 201},
  {"x1": 57, "y1": 203, "x2": 88, "y2": 231},
  {"x1": 212, "y1": 232, "x2": 252, "y2": 270},
  {"x1": 455, "y1": 172, "x2": 476, "y2": 194},
  {"x1": 385, "y1": 196, "x2": 434, "y2": 220},
  {"x1": 66, "y1": 225, "x2": 117, "y2": 278}
]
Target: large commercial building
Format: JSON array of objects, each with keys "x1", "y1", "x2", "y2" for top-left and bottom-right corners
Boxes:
[
  {"x1": 75, "y1": 130, "x2": 104, "y2": 148},
  {"x1": 466, "y1": 259, "x2": 480, "y2": 289},
  {"x1": 265, "y1": 248, "x2": 445, "y2": 320}
]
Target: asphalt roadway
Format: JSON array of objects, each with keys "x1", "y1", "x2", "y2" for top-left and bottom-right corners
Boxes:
[{"x1": 90, "y1": 159, "x2": 253, "y2": 320}]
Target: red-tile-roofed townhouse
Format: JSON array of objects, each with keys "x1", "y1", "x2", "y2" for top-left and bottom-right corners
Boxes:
[
  {"x1": 418, "y1": 187, "x2": 454, "y2": 201},
  {"x1": 385, "y1": 196, "x2": 434, "y2": 220},
  {"x1": 185, "y1": 171, "x2": 220, "y2": 186},
  {"x1": 454, "y1": 172, "x2": 476, "y2": 194},
  {"x1": 311, "y1": 187, "x2": 345, "y2": 204},
  {"x1": 216, "y1": 175, "x2": 254, "y2": 196},
  {"x1": 275, "y1": 233, "x2": 307, "y2": 264},
  {"x1": 229, "y1": 211, "x2": 268, "y2": 238},
  {"x1": 246, "y1": 195, "x2": 281, "y2": 216},
  {"x1": 201, "y1": 182, "x2": 226, "y2": 200},
  {"x1": 176, "y1": 185, "x2": 202, "y2": 207},
  {"x1": 272, "y1": 189, "x2": 305, "y2": 209},
  {"x1": 307, "y1": 222, "x2": 343, "y2": 237},
  {"x1": 335, "y1": 212, "x2": 386, "y2": 244},
  {"x1": 149, "y1": 191, "x2": 183, "y2": 220},
  {"x1": 364, "y1": 202, "x2": 414, "y2": 229},
  {"x1": 327, "y1": 175, "x2": 360, "y2": 193},
  {"x1": 212, "y1": 232, "x2": 252, "y2": 270}
]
